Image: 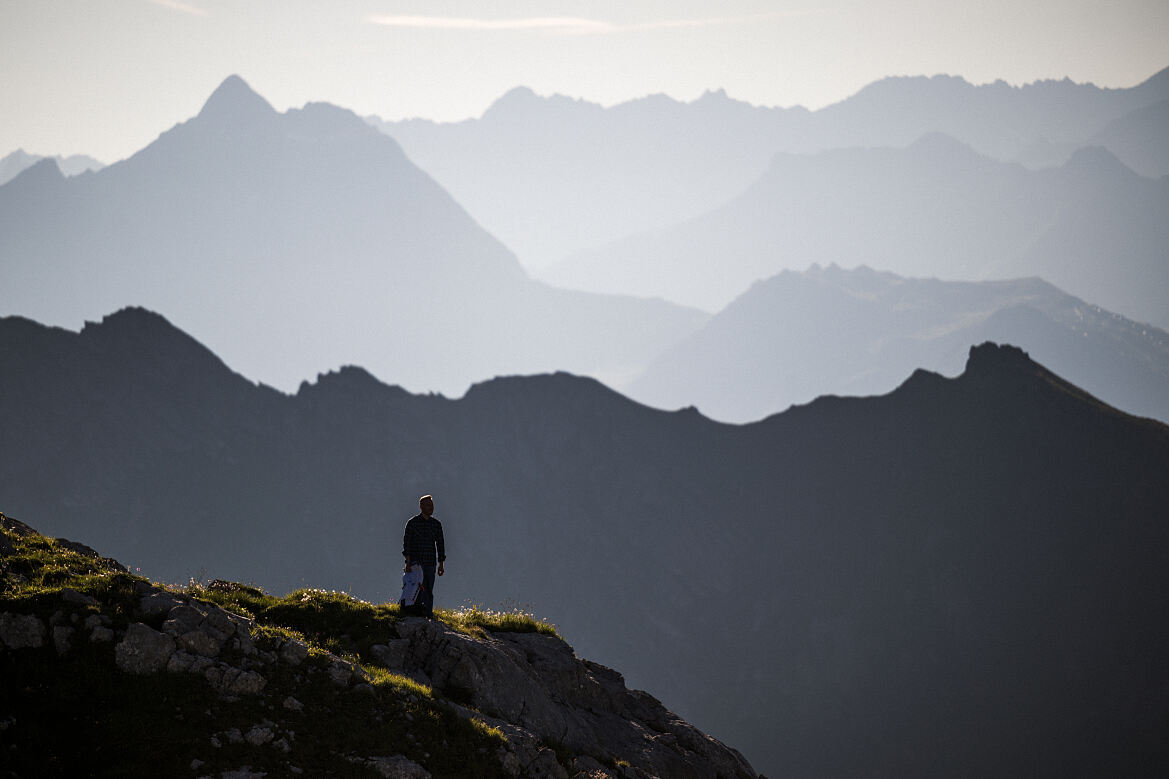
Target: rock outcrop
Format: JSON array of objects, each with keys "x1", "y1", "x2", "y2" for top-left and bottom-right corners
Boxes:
[{"x1": 0, "y1": 513, "x2": 756, "y2": 778}]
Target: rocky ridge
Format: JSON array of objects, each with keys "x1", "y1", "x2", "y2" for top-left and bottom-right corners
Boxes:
[{"x1": 0, "y1": 513, "x2": 756, "y2": 778}]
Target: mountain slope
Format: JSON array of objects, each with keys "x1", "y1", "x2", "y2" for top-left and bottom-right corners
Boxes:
[
  {"x1": 0, "y1": 75, "x2": 704, "y2": 395},
  {"x1": 1084, "y1": 99, "x2": 1169, "y2": 177},
  {"x1": 625, "y1": 265, "x2": 1169, "y2": 424},
  {"x1": 543, "y1": 136, "x2": 1169, "y2": 329},
  {"x1": 3, "y1": 310, "x2": 1168, "y2": 777}
]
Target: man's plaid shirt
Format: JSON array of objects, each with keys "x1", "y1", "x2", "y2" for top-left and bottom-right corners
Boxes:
[{"x1": 402, "y1": 514, "x2": 446, "y2": 565}]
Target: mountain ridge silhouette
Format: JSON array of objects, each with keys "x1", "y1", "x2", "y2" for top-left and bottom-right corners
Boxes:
[{"x1": 3, "y1": 307, "x2": 1167, "y2": 777}]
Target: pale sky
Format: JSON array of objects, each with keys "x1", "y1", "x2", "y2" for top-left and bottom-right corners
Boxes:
[{"x1": 2, "y1": 0, "x2": 1168, "y2": 163}]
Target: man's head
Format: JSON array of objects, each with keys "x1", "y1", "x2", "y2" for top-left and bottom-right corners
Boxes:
[{"x1": 419, "y1": 494, "x2": 434, "y2": 517}]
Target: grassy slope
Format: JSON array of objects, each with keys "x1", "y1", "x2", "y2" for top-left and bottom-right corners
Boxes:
[{"x1": 0, "y1": 516, "x2": 563, "y2": 778}]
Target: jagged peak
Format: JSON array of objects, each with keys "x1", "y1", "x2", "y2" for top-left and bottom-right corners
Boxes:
[
  {"x1": 965, "y1": 341, "x2": 1033, "y2": 373},
  {"x1": 197, "y1": 74, "x2": 277, "y2": 123},
  {"x1": 296, "y1": 365, "x2": 412, "y2": 401},
  {"x1": 2, "y1": 156, "x2": 64, "y2": 188}
]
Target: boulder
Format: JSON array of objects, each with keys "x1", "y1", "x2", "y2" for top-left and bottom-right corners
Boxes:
[
  {"x1": 90, "y1": 626, "x2": 115, "y2": 643},
  {"x1": 278, "y1": 638, "x2": 309, "y2": 666},
  {"x1": 115, "y1": 623, "x2": 176, "y2": 673},
  {"x1": 244, "y1": 723, "x2": 275, "y2": 746},
  {"x1": 204, "y1": 664, "x2": 267, "y2": 696},
  {"x1": 139, "y1": 592, "x2": 183, "y2": 617},
  {"x1": 0, "y1": 612, "x2": 45, "y2": 649},
  {"x1": 60, "y1": 587, "x2": 98, "y2": 606},
  {"x1": 53, "y1": 625, "x2": 75, "y2": 655},
  {"x1": 176, "y1": 628, "x2": 226, "y2": 658},
  {"x1": 370, "y1": 639, "x2": 410, "y2": 669}
]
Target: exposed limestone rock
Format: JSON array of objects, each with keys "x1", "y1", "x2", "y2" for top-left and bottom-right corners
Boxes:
[
  {"x1": 391, "y1": 620, "x2": 756, "y2": 778},
  {"x1": 370, "y1": 639, "x2": 409, "y2": 668},
  {"x1": 52, "y1": 625, "x2": 74, "y2": 655},
  {"x1": 115, "y1": 623, "x2": 176, "y2": 673},
  {"x1": 282, "y1": 696, "x2": 304, "y2": 712},
  {"x1": 84, "y1": 613, "x2": 111, "y2": 630},
  {"x1": 0, "y1": 612, "x2": 45, "y2": 649},
  {"x1": 139, "y1": 591, "x2": 184, "y2": 617},
  {"x1": 278, "y1": 638, "x2": 309, "y2": 665},
  {"x1": 244, "y1": 723, "x2": 275, "y2": 746},
  {"x1": 60, "y1": 587, "x2": 98, "y2": 606},
  {"x1": 204, "y1": 664, "x2": 267, "y2": 696},
  {"x1": 167, "y1": 650, "x2": 215, "y2": 675},
  {"x1": 89, "y1": 626, "x2": 115, "y2": 642},
  {"x1": 161, "y1": 601, "x2": 255, "y2": 660}
]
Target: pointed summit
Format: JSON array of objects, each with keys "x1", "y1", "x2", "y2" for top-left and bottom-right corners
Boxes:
[
  {"x1": 1060, "y1": 144, "x2": 1136, "y2": 181},
  {"x1": 197, "y1": 75, "x2": 276, "y2": 123}
]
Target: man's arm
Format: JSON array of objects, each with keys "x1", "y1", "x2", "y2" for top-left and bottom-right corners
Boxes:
[{"x1": 436, "y1": 521, "x2": 446, "y2": 576}]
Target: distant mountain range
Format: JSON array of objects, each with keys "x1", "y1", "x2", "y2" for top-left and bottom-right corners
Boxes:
[
  {"x1": 543, "y1": 135, "x2": 1169, "y2": 331},
  {"x1": 1014, "y1": 98, "x2": 1169, "y2": 175},
  {"x1": 372, "y1": 67, "x2": 1169, "y2": 268},
  {"x1": 0, "y1": 76, "x2": 704, "y2": 395},
  {"x1": 0, "y1": 148, "x2": 104, "y2": 185},
  {"x1": 3, "y1": 308, "x2": 1167, "y2": 777},
  {"x1": 625, "y1": 264, "x2": 1169, "y2": 424}
]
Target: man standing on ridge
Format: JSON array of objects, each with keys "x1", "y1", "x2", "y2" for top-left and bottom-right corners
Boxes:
[{"x1": 402, "y1": 494, "x2": 445, "y2": 618}]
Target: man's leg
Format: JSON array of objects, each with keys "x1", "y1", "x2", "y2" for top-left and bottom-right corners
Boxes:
[{"x1": 421, "y1": 563, "x2": 436, "y2": 617}]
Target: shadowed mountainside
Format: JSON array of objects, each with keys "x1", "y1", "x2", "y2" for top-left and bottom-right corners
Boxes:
[
  {"x1": 2, "y1": 309, "x2": 1168, "y2": 777},
  {"x1": 0, "y1": 75, "x2": 704, "y2": 396},
  {"x1": 625, "y1": 264, "x2": 1169, "y2": 424}
]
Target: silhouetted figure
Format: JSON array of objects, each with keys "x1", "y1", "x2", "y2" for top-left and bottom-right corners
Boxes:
[{"x1": 402, "y1": 494, "x2": 445, "y2": 618}]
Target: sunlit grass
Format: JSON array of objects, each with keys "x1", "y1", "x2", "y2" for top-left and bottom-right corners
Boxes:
[
  {"x1": 365, "y1": 665, "x2": 433, "y2": 698},
  {"x1": 440, "y1": 604, "x2": 560, "y2": 638},
  {"x1": 0, "y1": 519, "x2": 530, "y2": 777}
]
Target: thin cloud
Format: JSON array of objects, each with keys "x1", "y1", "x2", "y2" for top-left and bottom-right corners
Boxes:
[
  {"x1": 366, "y1": 11, "x2": 821, "y2": 35},
  {"x1": 148, "y1": 0, "x2": 207, "y2": 16}
]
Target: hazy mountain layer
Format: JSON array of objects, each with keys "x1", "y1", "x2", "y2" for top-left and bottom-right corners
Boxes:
[
  {"x1": 544, "y1": 136, "x2": 1169, "y2": 330},
  {"x1": 3, "y1": 309, "x2": 1167, "y2": 777},
  {"x1": 1014, "y1": 98, "x2": 1169, "y2": 176},
  {"x1": 373, "y1": 67, "x2": 1169, "y2": 267},
  {"x1": 370, "y1": 88, "x2": 804, "y2": 269},
  {"x1": 626, "y1": 264, "x2": 1169, "y2": 424},
  {"x1": 0, "y1": 148, "x2": 105, "y2": 185},
  {"x1": 0, "y1": 76, "x2": 704, "y2": 395}
]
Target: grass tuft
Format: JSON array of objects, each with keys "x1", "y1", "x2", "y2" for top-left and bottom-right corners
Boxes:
[{"x1": 440, "y1": 604, "x2": 560, "y2": 638}]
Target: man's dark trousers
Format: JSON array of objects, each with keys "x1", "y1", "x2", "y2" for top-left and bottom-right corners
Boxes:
[{"x1": 420, "y1": 563, "x2": 436, "y2": 617}]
